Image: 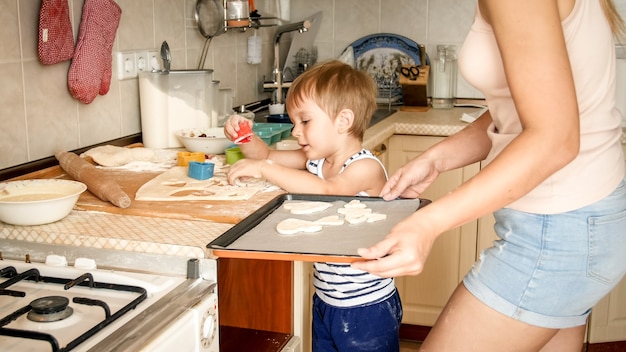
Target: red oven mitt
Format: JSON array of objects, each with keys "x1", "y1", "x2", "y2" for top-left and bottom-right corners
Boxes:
[
  {"x1": 68, "y1": 0, "x2": 122, "y2": 104},
  {"x1": 38, "y1": 0, "x2": 75, "y2": 65}
]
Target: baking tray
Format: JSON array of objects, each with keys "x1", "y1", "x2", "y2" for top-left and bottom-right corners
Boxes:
[{"x1": 208, "y1": 194, "x2": 430, "y2": 262}]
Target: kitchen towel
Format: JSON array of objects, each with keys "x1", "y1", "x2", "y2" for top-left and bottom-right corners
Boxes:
[
  {"x1": 38, "y1": 0, "x2": 75, "y2": 64},
  {"x1": 68, "y1": 0, "x2": 121, "y2": 104}
]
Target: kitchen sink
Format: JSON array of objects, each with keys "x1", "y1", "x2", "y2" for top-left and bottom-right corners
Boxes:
[{"x1": 369, "y1": 107, "x2": 397, "y2": 127}]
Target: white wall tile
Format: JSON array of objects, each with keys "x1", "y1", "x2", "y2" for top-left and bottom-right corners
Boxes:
[{"x1": 1, "y1": 0, "x2": 480, "y2": 171}]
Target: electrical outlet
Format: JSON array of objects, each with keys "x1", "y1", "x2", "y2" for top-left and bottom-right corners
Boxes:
[
  {"x1": 147, "y1": 50, "x2": 161, "y2": 71},
  {"x1": 116, "y1": 51, "x2": 137, "y2": 80},
  {"x1": 116, "y1": 49, "x2": 160, "y2": 80},
  {"x1": 135, "y1": 51, "x2": 149, "y2": 74}
]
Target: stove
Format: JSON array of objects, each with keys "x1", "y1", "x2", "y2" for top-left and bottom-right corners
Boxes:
[{"x1": 0, "y1": 240, "x2": 218, "y2": 352}]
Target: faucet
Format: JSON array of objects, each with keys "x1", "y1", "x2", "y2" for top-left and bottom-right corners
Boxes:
[{"x1": 263, "y1": 20, "x2": 311, "y2": 104}]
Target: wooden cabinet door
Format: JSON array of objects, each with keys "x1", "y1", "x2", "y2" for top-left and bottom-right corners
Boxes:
[{"x1": 388, "y1": 135, "x2": 479, "y2": 326}]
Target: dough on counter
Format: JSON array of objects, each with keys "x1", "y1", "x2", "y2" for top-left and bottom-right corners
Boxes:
[
  {"x1": 276, "y1": 218, "x2": 323, "y2": 235},
  {"x1": 82, "y1": 145, "x2": 177, "y2": 167},
  {"x1": 283, "y1": 201, "x2": 333, "y2": 214}
]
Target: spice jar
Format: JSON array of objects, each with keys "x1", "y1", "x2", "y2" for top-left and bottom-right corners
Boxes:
[
  {"x1": 431, "y1": 45, "x2": 458, "y2": 109},
  {"x1": 226, "y1": 0, "x2": 250, "y2": 27}
]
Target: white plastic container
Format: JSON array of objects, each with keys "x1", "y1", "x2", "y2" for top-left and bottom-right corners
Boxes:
[{"x1": 139, "y1": 70, "x2": 217, "y2": 149}]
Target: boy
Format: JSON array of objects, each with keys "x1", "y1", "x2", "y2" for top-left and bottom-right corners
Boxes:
[{"x1": 224, "y1": 60, "x2": 402, "y2": 352}]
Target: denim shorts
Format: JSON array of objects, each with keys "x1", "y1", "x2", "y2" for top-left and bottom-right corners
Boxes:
[{"x1": 463, "y1": 179, "x2": 626, "y2": 329}]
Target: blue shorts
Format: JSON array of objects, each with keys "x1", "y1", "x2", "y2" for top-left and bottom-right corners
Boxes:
[
  {"x1": 312, "y1": 290, "x2": 403, "y2": 352},
  {"x1": 463, "y1": 179, "x2": 626, "y2": 329}
]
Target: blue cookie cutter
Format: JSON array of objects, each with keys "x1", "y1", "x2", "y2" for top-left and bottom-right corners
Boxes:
[{"x1": 187, "y1": 161, "x2": 215, "y2": 180}]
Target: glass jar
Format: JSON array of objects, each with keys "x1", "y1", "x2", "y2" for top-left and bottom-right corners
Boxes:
[{"x1": 431, "y1": 45, "x2": 458, "y2": 109}]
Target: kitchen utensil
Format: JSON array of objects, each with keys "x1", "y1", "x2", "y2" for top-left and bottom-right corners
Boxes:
[
  {"x1": 176, "y1": 127, "x2": 234, "y2": 154},
  {"x1": 177, "y1": 151, "x2": 206, "y2": 166},
  {"x1": 195, "y1": 0, "x2": 224, "y2": 69},
  {"x1": 160, "y1": 40, "x2": 171, "y2": 73},
  {"x1": 225, "y1": 146, "x2": 244, "y2": 164},
  {"x1": 55, "y1": 151, "x2": 132, "y2": 208},
  {"x1": 208, "y1": 194, "x2": 430, "y2": 262},
  {"x1": 0, "y1": 179, "x2": 87, "y2": 226},
  {"x1": 188, "y1": 161, "x2": 215, "y2": 180},
  {"x1": 400, "y1": 65, "x2": 420, "y2": 80},
  {"x1": 399, "y1": 63, "x2": 429, "y2": 107},
  {"x1": 234, "y1": 121, "x2": 253, "y2": 144}
]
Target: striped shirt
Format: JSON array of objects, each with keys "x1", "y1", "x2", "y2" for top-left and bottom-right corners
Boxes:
[{"x1": 307, "y1": 149, "x2": 396, "y2": 307}]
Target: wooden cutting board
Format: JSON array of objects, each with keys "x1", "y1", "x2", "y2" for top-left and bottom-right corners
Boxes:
[
  {"x1": 135, "y1": 166, "x2": 275, "y2": 202},
  {"x1": 20, "y1": 164, "x2": 285, "y2": 224}
]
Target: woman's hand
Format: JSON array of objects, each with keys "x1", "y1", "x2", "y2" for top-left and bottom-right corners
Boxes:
[
  {"x1": 380, "y1": 156, "x2": 440, "y2": 200},
  {"x1": 352, "y1": 211, "x2": 438, "y2": 278},
  {"x1": 223, "y1": 115, "x2": 252, "y2": 142}
]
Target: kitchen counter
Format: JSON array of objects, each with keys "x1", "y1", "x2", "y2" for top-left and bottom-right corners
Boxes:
[{"x1": 2, "y1": 106, "x2": 625, "y2": 260}]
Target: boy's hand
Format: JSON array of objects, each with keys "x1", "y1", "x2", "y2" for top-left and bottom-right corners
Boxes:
[
  {"x1": 223, "y1": 115, "x2": 253, "y2": 142},
  {"x1": 227, "y1": 159, "x2": 266, "y2": 184}
]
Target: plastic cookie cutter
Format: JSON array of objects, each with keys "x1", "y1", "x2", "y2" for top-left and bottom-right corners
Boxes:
[
  {"x1": 177, "y1": 151, "x2": 205, "y2": 166},
  {"x1": 234, "y1": 121, "x2": 253, "y2": 144},
  {"x1": 187, "y1": 161, "x2": 215, "y2": 180}
]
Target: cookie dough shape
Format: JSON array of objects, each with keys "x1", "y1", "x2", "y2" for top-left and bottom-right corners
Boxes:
[
  {"x1": 366, "y1": 213, "x2": 387, "y2": 223},
  {"x1": 314, "y1": 215, "x2": 345, "y2": 226},
  {"x1": 276, "y1": 218, "x2": 323, "y2": 235},
  {"x1": 343, "y1": 199, "x2": 368, "y2": 209},
  {"x1": 283, "y1": 201, "x2": 333, "y2": 214}
]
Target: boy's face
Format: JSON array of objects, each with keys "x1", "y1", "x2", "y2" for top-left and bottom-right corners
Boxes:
[{"x1": 288, "y1": 98, "x2": 340, "y2": 160}]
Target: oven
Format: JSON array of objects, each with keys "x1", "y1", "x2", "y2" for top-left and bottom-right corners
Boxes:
[{"x1": 0, "y1": 239, "x2": 219, "y2": 352}]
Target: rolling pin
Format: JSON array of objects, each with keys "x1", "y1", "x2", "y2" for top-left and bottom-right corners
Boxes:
[{"x1": 55, "y1": 151, "x2": 131, "y2": 208}]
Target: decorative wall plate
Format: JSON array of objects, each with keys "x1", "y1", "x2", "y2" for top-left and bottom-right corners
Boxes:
[{"x1": 339, "y1": 33, "x2": 428, "y2": 103}]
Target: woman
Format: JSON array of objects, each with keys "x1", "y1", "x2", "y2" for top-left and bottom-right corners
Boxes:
[{"x1": 352, "y1": 0, "x2": 626, "y2": 351}]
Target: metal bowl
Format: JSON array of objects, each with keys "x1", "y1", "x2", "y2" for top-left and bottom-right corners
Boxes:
[
  {"x1": 176, "y1": 128, "x2": 234, "y2": 154},
  {"x1": 0, "y1": 179, "x2": 87, "y2": 226}
]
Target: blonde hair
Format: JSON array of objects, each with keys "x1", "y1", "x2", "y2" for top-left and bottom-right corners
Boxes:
[
  {"x1": 602, "y1": 0, "x2": 625, "y2": 41},
  {"x1": 285, "y1": 60, "x2": 378, "y2": 140}
]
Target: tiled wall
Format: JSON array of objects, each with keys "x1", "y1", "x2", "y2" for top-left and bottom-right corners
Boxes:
[{"x1": 12, "y1": 0, "x2": 622, "y2": 171}]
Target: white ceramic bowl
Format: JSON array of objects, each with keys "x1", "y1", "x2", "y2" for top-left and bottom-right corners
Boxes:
[
  {"x1": 176, "y1": 128, "x2": 234, "y2": 154},
  {"x1": 0, "y1": 179, "x2": 87, "y2": 226}
]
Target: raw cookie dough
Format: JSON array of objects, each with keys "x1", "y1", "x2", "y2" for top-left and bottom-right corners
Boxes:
[
  {"x1": 276, "y1": 218, "x2": 323, "y2": 235},
  {"x1": 283, "y1": 201, "x2": 333, "y2": 214},
  {"x1": 314, "y1": 215, "x2": 345, "y2": 226},
  {"x1": 82, "y1": 145, "x2": 177, "y2": 167}
]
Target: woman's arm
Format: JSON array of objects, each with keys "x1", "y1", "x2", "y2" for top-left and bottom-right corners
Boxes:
[{"x1": 380, "y1": 111, "x2": 493, "y2": 200}]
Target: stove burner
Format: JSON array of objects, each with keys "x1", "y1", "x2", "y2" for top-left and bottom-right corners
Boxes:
[{"x1": 27, "y1": 296, "x2": 74, "y2": 322}]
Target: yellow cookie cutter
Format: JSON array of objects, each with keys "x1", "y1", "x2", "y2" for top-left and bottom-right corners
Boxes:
[{"x1": 177, "y1": 152, "x2": 205, "y2": 166}]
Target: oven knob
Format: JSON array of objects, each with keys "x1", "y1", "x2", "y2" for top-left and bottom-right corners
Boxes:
[
  {"x1": 74, "y1": 257, "x2": 97, "y2": 270},
  {"x1": 200, "y1": 301, "x2": 218, "y2": 349},
  {"x1": 45, "y1": 255, "x2": 68, "y2": 267}
]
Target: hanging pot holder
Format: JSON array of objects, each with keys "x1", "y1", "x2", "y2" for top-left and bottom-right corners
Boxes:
[{"x1": 38, "y1": 0, "x2": 75, "y2": 65}]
